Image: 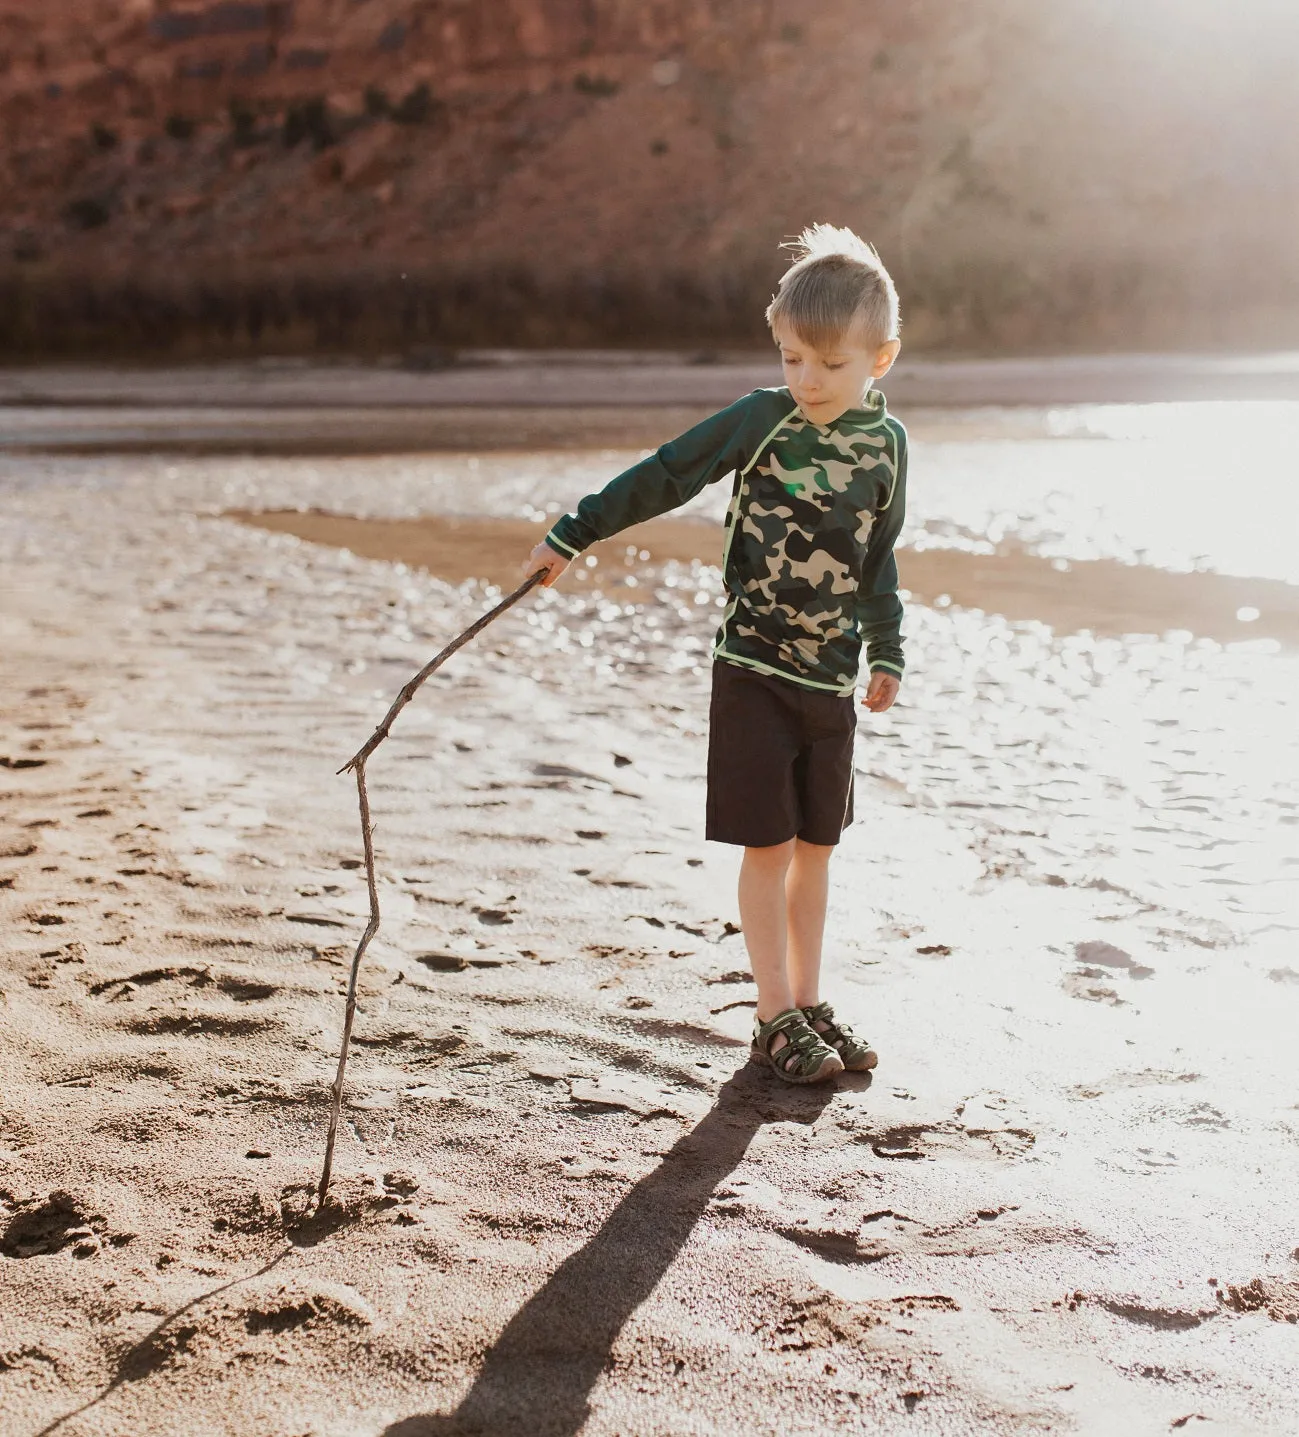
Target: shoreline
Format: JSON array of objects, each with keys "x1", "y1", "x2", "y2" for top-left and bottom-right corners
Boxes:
[
  {"x1": 229, "y1": 508, "x2": 1299, "y2": 650},
  {"x1": 4, "y1": 350, "x2": 1299, "y2": 419}
]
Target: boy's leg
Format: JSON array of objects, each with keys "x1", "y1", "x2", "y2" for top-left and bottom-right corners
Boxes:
[
  {"x1": 787, "y1": 836, "x2": 878, "y2": 1069},
  {"x1": 738, "y1": 839, "x2": 797, "y2": 1023},
  {"x1": 786, "y1": 838, "x2": 833, "y2": 1008},
  {"x1": 740, "y1": 838, "x2": 843, "y2": 1081}
]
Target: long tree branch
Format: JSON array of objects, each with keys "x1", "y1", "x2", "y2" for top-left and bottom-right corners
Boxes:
[{"x1": 318, "y1": 569, "x2": 546, "y2": 1207}]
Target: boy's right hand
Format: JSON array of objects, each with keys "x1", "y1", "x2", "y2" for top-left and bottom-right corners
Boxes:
[{"x1": 524, "y1": 539, "x2": 570, "y2": 588}]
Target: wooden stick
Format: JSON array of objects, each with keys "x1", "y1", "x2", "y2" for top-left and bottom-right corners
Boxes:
[{"x1": 317, "y1": 569, "x2": 546, "y2": 1207}]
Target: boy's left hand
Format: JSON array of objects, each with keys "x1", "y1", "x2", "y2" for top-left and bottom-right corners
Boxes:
[{"x1": 861, "y1": 671, "x2": 900, "y2": 713}]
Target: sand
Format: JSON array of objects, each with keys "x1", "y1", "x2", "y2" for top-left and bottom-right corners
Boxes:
[{"x1": 3, "y1": 385, "x2": 1299, "y2": 1435}]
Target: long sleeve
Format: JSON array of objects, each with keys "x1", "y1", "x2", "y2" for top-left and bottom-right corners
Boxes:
[
  {"x1": 857, "y1": 430, "x2": 907, "y2": 678},
  {"x1": 545, "y1": 391, "x2": 787, "y2": 558}
]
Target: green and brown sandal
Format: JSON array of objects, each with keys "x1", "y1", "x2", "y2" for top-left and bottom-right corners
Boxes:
[
  {"x1": 750, "y1": 1009, "x2": 845, "y2": 1085},
  {"x1": 803, "y1": 1002, "x2": 878, "y2": 1072}
]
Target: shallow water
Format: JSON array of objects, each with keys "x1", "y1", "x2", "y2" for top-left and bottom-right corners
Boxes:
[
  {"x1": 905, "y1": 400, "x2": 1299, "y2": 585},
  {"x1": 2, "y1": 396, "x2": 1295, "y2": 948}
]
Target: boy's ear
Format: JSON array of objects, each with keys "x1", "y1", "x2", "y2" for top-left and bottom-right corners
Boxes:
[{"x1": 873, "y1": 339, "x2": 901, "y2": 379}]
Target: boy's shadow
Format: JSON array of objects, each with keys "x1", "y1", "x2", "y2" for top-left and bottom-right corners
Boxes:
[{"x1": 383, "y1": 1065, "x2": 859, "y2": 1437}]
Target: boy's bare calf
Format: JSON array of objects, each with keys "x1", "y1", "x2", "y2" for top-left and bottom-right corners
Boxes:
[{"x1": 739, "y1": 838, "x2": 835, "y2": 1046}]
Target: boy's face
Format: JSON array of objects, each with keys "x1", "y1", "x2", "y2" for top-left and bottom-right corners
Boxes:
[{"x1": 773, "y1": 322, "x2": 900, "y2": 425}]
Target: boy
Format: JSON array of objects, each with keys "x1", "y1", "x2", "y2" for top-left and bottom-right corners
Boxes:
[{"x1": 524, "y1": 224, "x2": 906, "y2": 1084}]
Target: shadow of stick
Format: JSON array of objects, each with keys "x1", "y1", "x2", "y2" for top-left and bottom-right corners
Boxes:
[
  {"x1": 32, "y1": 1246, "x2": 295, "y2": 1437},
  {"x1": 383, "y1": 1068, "x2": 835, "y2": 1437}
]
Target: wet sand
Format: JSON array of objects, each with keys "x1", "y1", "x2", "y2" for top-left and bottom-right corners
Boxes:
[
  {"x1": 0, "y1": 406, "x2": 715, "y2": 459},
  {"x1": 3, "y1": 373, "x2": 1299, "y2": 1435},
  {"x1": 231, "y1": 508, "x2": 1299, "y2": 648},
  {"x1": 5, "y1": 348, "x2": 1299, "y2": 411},
  {"x1": 5, "y1": 349, "x2": 1299, "y2": 458}
]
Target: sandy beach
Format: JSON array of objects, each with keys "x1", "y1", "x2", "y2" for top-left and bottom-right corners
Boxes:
[{"x1": 2, "y1": 360, "x2": 1298, "y2": 1435}]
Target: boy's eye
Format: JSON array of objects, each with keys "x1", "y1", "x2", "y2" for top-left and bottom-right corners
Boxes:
[{"x1": 825, "y1": 362, "x2": 846, "y2": 371}]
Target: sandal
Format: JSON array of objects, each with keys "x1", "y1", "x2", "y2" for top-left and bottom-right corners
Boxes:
[
  {"x1": 803, "y1": 1001, "x2": 878, "y2": 1071},
  {"x1": 750, "y1": 1009, "x2": 844, "y2": 1085}
]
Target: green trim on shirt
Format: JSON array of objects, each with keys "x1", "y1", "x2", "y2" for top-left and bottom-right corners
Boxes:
[
  {"x1": 543, "y1": 527, "x2": 581, "y2": 559},
  {"x1": 713, "y1": 648, "x2": 859, "y2": 696}
]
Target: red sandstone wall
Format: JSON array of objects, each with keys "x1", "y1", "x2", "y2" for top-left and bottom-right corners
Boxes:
[{"x1": 1, "y1": 1, "x2": 1297, "y2": 353}]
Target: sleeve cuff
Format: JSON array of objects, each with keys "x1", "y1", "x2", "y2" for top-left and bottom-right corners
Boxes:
[
  {"x1": 544, "y1": 526, "x2": 581, "y2": 559},
  {"x1": 868, "y1": 661, "x2": 904, "y2": 678}
]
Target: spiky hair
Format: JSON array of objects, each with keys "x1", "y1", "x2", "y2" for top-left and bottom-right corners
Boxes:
[{"x1": 765, "y1": 223, "x2": 900, "y2": 352}]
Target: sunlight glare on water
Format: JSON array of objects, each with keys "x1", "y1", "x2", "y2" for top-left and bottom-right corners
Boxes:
[{"x1": 906, "y1": 400, "x2": 1299, "y2": 583}]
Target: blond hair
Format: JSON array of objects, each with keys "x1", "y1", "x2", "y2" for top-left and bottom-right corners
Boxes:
[{"x1": 765, "y1": 223, "x2": 900, "y2": 353}]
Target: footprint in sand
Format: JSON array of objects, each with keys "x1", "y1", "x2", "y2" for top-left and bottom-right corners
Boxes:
[
  {"x1": 1074, "y1": 940, "x2": 1155, "y2": 979},
  {"x1": 627, "y1": 1016, "x2": 744, "y2": 1049},
  {"x1": 1061, "y1": 939, "x2": 1157, "y2": 1004},
  {"x1": 1069, "y1": 1069, "x2": 1200, "y2": 1100},
  {"x1": 88, "y1": 964, "x2": 210, "y2": 995},
  {"x1": 87, "y1": 967, "x2": 282, "y2": 1017},
  {"x1": 1094, "y1": 1296, "x2": 1216, "y2": 1330},
  {"x1": 868, "y1": 1124, "x2": 932, "y2": 1161},
  {"x1": 956, "y1": 1092, "x2": 1036, "y2": 1158},
  {"x1": 0, "y1": 1190, "x2": 114, "y2": 1259},
  {"x1": 1215, "y1": 1277, "x2": 1299, "y2": 1323},
  {"x1": 126, "y1": 1013, "x2": 275, "y2": 1038},
  {"x1": 776, "y1": 1225, "x2": 897, "y2": 1265},
  {"x1": 755, "y1": 1288, "x2": 881, "y2": 1354},
  {"x1": 568, "y1": 1074, "x2": 689, "y2": 1119},
  {"x1": 215, "y1": 976, "x2": 280, "y2": 1002},
  {"x1": 114, "y1": 1280, "x2": 374, "y2": 1383},
  {"x1": 841, "y1": 1098, "x2": 1036, "y2": 1163},
  {"x1": 241, "y1": 1288, "x2": 372, "y2": 1335},
  {"x1": 1062, "y1": 972, "x2": 1125, "y2": 1005}
]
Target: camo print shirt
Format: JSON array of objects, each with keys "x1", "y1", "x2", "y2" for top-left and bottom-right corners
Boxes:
[{"x1": 546, "y1": 387, "x2": 907, "y2": 695}]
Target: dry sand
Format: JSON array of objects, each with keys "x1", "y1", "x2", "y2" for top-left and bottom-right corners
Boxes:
[{"x1": 2, "y1": 396, "x2": 1299, "y2": 1435}]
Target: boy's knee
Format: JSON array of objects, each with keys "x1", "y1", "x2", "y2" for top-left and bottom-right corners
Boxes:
[
  {"x1": 743, "y1": 839, "x2": 797, "y2": 870},
  {"x1": 793, "y1": 838, "x2": 836, "y2": 863}
]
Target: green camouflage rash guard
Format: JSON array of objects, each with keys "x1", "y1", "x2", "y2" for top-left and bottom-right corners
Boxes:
[{"x1": 545, "y1": 386, "x2": 907, "y2": 695}]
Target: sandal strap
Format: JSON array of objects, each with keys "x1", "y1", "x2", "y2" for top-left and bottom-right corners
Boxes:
[
  {"x1": 753, "y1": 1008, "x2": 809, "y2": 1049},
  {"x1": 804, "y1": 1001, "x2": 870, "y2": 1056},
  {"x1": 754, "y1": 1009, "x2": 835, "y2": 1075}
]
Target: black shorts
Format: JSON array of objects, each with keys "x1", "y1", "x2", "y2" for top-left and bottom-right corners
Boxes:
[{"x1": 706, "y1": 659, "x2": 857, "y2": 848}]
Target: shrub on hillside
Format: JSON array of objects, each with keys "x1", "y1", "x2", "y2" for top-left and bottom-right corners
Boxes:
[
  {"x1": 64, "y1": 197, "x2": 111, "y2": 231},
  {"x1": 573, "y1": 74, "x2": 620, "y2": 97},
  {"x1": 283, "y1": 98, "x2": 334, "y2": 150},
  {"x1": 228, "y1": 100, "x2": 259, "y2": 147},
  {"x1": 390, "y1": 83, "x2": 436, "y2": 125}
]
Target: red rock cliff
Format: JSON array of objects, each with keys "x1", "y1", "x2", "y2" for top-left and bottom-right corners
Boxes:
[{"x1": 2, "y1": 0, "x2": 1297, "y2": 354}]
